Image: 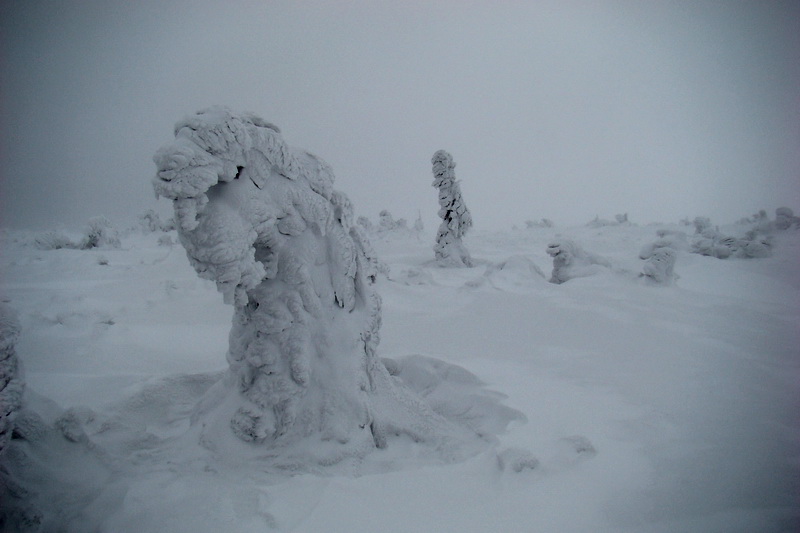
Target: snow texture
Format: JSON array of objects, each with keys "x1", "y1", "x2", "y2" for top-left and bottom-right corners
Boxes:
[
  {"x1": 152, "y1": 108, "x2": 501, "y2": 464},
  {"x1": 431, "y1": 150, "x2": 473, "y2": 267},
  {"x1": 546, "y1": 239, "x2": 611, "y2": 284}
]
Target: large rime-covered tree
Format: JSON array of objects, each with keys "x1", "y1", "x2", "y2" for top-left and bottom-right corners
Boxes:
[
  {"x1": 152, "y1": 108, "x2": 478, "y2": 465},
  {"x1": 431, "y1": 150, "x2": 473, "y2": 267}
]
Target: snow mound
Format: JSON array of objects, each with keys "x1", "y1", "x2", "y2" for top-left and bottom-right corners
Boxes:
[{"x1": 385, "y1": 354, "x2": 525, "y2": 439}]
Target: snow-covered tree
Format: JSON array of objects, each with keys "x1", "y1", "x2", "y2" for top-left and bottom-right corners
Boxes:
[
  {"x1": 152, "y1": 108, "x2": 482, "y2": 464},
  {"x1": 546, "y1": 239, "x2": 611, "y2": 284},
  {"x1": 0, "y1": 304, "x2": 23, "y2": 455},
  {"x1": 431, "y1": 150, "x2": 472, "y2": 267}
]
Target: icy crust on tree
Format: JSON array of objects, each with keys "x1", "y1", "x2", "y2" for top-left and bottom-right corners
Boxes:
[
  {"x1": 546, "y1": 239, "x2": 611, "y2": 284},
  {"x1": 153, "y1": 108, "x2": 504, "y2": 464},
  {"x1": 0, "y1": 304, "x2": 23, "y2": 455},
  {"x1": 431, "y1": 150, "x2": 473, "y2": 267}
]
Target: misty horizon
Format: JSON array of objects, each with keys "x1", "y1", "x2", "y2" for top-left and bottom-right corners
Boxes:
[{"x1": 1, "y1": 0, "x2": 798, "y2": 232}]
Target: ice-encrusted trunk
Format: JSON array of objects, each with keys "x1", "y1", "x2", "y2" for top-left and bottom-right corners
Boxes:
[
  {"x1": 431, "y1": 150, "x2": 472, "y2": 267},
  {"x1": 0, "y1": 304, "x2": 23, "y2": 455},
  {"x1": 153, "y1": 108, "x2": 459, "y2": 463}
]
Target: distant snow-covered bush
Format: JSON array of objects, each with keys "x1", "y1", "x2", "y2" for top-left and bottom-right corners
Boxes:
[
  {"x1": 33, "y1": 217, "x2": 121, "y2": 251},
  {"x1": 432, "y1": 150, "x2": 473, "y2": 267},
  {"x1": 138, "y1": 209, "x2": 175, "y2": 233},
  {"x1": 546, "y1": 239, "x2": 611, "y2": 284},
  {"x1": 378, "y1": 210, "x2": 407, "y2": 232},
  {"x1": 586, "y1": 214, "x2": 630, "y2": 228},
  {"x1": 80, "y1": 216, "x2": 121, "y2": 249},
  {"x1": 691, "y1": 227, "x2": 773, "y2": 259},
  {"x1": 525, "y1": 218, "x2": 554, "y2": 229},
  {"x1": 693, "y1": 217, "x2": 713, "y2": 235},
  {"x1": 33, "y1": 230, "x2": 75, "y2": 250},
  {"x1": 585, "y1": 215, "x2": 616, "y2": 228},
  {"x1": 775, "y1": 207, "x2": 798, "y2": 230}
]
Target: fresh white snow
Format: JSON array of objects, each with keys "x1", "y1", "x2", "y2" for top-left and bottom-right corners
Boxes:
[{"x1": 1, "y1": 218, "x2": 798, "y2": 532}]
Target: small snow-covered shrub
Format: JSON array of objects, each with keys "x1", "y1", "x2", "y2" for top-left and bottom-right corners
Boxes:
[
  {"x1": 586, "y1": 215, "x2": 616, "y2": 228},
  {"x1": 525, "y1": 218, "x2": 554, "y2": 229},
  {"x1": 0, "y1": 304, "x2": 23, "y2": 455},
  {"x1": 775, "y1": 207, "x2": 798, "y2": 230},
  {"x1": 378, "y1": 210, "x2": 407, "y2": 233},
  {"x1": 615, "y1": 213, "x2": 629, "y2": 224},
  {"x1": 356, "y1": 216, "x2": 374, "y2": 234},
  {"x1": 693, "y1": 217, "x2": 713, "y2": 235},
  {"x1": 497, "y1": 447, "x2": 539, "y2": 473},
  {"x1": 691, "y1": 227, "x2": 772, "y2": 259},
  {"x1": 431, "y1": 150, "x2": 473, "y2": 267},
  {"x1": 737, "y1": 230, "x2": 773, "y2": 258},
  {"x1": 546, "y1": 239, "x2": 611, "y2": 284},
  {"x1": 640, "y1": 243, "x2": 678, "y2": 284},
  {"x1": 80, "y1": 216, "x2": 120, "y2": 249},
  {"x1": 33, "y1": 230, "x2": 75, "y2": 250},
  {"x1": 138, "y1": 209, "x2": 175, "y2": 233}
]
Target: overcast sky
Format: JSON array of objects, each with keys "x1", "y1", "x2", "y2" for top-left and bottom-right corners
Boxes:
[{"x1": 2, "y1": 0, "x2": 798, "y2": 231}]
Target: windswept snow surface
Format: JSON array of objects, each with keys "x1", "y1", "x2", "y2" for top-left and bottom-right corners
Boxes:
[{"x1": 1, "y1": 222, "x2": 798, "y2": 532}]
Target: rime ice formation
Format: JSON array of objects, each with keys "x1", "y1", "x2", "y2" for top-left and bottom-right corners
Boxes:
[
  {"x1": 775, "y1": 207, "x2": 799, "y2": 230},
  {"x1": 546, "y1": 239, "x2": 611, "y2": 284},
  {"x1": 639, "y1": 240, "x2": 678, "y2": 284},
  {"x1": 152, "y1": 108, "x2": 488, "y2": 463},
  {"x1": 690, "y1": 217, "x2": 773, "y2": 260},
  {"x1": 431, "y1": 150, "x2": 473, "y2": 267},
  {"x1": 0, "y1": 304, "x2": 23, "y2": 455}
]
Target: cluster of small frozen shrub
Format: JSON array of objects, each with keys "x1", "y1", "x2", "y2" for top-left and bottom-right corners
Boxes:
[
  {"x1": 689, "y1": 207, "x2": 797, "y2": 260},
  {"x1": 586, "y1": 213, "x2": 630, "y2": 227},
  {"x1": 357, "y1": 210, "x2": 424, "y2": 239},
  {"x1": 138, "y1": 209, "x2": 175, "y2": 233},
  {"x1": 34, "y1": 216, "x2": 121, "y2": 251}
]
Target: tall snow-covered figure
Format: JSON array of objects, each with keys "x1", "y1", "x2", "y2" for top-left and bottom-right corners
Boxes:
[
  {"x1": 431, "y1": 150, "x2": 473, "y2": 267},
  {"x1": 152, "y1": 108, "x2": 476, "y2": 464}
]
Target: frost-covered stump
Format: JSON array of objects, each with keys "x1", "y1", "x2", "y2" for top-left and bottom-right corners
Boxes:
[
  {"x1": 639, "y1": 240, "x2": 678, "y2": 284},
  {"x1": 431, "y1": 150, "x2": 473, "y2": 267},
  {"x1": 546, "y1": 239, "x2": 611, "y2": 284},
  {"x1": 153, "y1": 108, "x2": 486, "y2": 463}
]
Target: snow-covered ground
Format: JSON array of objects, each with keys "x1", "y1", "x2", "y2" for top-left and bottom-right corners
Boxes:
[{"x1": 1, "y1": 220, "x2": 798, "y2": 532}]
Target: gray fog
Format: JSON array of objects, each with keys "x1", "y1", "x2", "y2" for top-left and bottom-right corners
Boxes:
[{"x1": 2, "y1": 0, "x2": 798, "y2": 231}]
